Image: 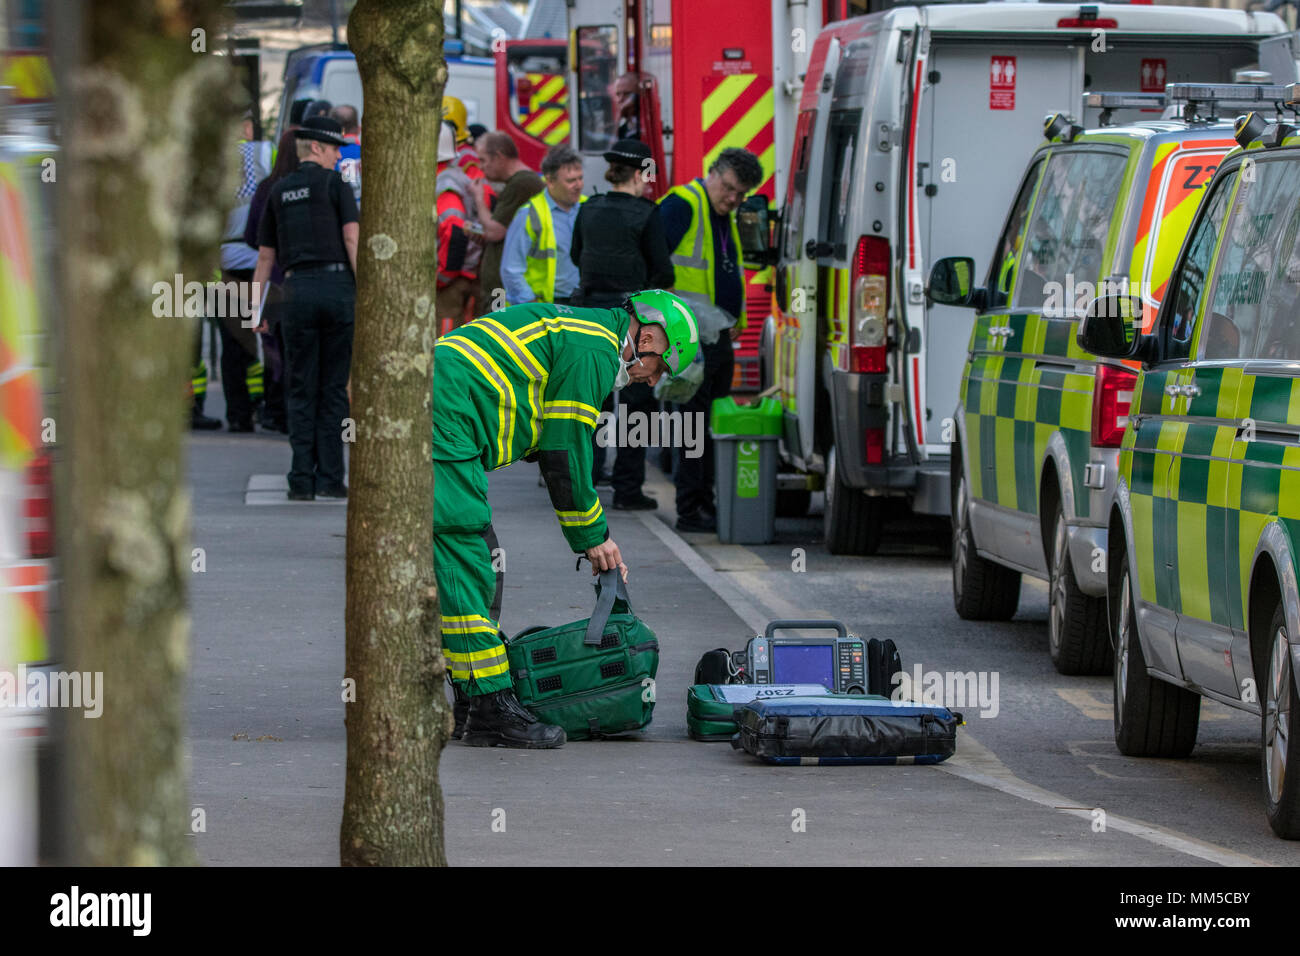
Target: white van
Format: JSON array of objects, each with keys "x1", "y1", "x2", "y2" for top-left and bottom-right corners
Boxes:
[{"x1": 750, "y1": 3, "x2": 1289, "y2": 554}]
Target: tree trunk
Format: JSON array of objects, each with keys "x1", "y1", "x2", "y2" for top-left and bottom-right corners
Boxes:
[
  {"x1": 341, "y1": 1, "x2": 448, "y2": 867},
  {"x1": 60, "y1": 1, "x2": 233, "y2": 865}
]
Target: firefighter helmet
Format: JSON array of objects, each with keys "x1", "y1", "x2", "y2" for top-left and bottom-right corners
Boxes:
[{"x1": 442, "y1": 96, "x2": 470, "y2": 144}]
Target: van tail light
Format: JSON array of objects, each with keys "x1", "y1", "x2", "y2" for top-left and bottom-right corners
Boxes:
[
  {"x1": 23, "y1": 451, "x2": 53, "y2": 559},
  {"x1": 865, "y1": 428, "x2": 885, "y2": 464},
  {"x1": 1092, "y1": 366, "x2": 1137, "y2": 448},
  {"x1": 850, "y1": 235, "x2": 890, "y2": 373}
]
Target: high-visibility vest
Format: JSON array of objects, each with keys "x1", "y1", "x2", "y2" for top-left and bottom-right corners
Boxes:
[
  {"x1": 521, "y1": 190, "x2": 585, "y2": 303},
  {"x1": 661, "y1": 178, "x2": 747, "y2": 330}
]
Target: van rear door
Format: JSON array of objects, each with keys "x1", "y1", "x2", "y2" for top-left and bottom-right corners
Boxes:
[{"x1": 917, "y1": 41, "x2": 1079, "y2": 450}]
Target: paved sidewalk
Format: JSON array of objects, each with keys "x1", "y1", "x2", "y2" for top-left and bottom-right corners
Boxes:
[{"x1": 186, "y1": 413, "x2": 1199, "y2": 866}]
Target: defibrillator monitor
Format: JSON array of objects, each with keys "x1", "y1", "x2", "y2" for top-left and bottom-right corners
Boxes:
[{"x1": 746, "y1": 621, "x2": 867, "y2": 695}]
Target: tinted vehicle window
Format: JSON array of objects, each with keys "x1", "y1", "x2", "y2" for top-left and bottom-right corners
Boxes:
[
  {"x1": 1202, "y1": 158, "x2": 1300, "y2": 362},
  {"x1": 1163, "y1": 169, "x2": 1233, "y2": 362},
  {"x1": 1012, "y1": 149, "x2": 1127, "y2": 315},
  {"x1": 820, "y1": 109, "x2": 861, "y2": 259},
  {"x1": 987, "y1": 158, "x2": 1043, "y2": 310}
]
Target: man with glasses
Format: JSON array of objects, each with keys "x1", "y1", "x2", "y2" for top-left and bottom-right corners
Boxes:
[{"x1": 657, "y1": 148, "x2": 763, "y2": 533}]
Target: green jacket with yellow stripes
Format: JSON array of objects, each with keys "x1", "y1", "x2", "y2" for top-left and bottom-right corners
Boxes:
[{"x1": 433, "y1": 301, "x2": 630, "y2": 552}]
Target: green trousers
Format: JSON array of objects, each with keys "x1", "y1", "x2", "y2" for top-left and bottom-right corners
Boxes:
[{"x1": 434, "y1": 458, "x2": 511, "y2": 696}]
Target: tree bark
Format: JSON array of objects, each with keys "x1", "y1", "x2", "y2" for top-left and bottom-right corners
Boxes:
[
  {"x1": 60, "y1": 0, "x2": 233, "y2": 865},
  {"x1": 341, "y1": 1, "x2": 448, "y2": 866}
]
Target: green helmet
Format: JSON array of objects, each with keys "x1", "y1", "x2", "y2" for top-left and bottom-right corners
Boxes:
[{"x1": 624, "y1": 289, "x2": 700, "y2": 377}]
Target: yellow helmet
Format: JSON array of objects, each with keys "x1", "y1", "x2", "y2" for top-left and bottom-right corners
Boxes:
[{"x1": 441, "y1": 95, "x2": 469, "y2": 144}]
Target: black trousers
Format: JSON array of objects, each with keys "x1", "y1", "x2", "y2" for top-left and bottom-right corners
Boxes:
[
  {"x1": 218, "y1": 268, "x2": 258, "y2": 427},
  {"x1": 282, "y1": 271, "x2": 355, "y2": 494},
  {"x1": 611, "y1": 382, "x2": 655, "y2": 501},
  {"x1": 673, "y1": 334, "x2": 734, "y2": 517}
]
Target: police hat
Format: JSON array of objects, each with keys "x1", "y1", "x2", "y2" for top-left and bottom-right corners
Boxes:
[
  {"x1": 295, "y1": 116, "x2": 349, "y2": 147},
  {"x1": 603, "y1": 138, "x2": 652, "y2": 168}
]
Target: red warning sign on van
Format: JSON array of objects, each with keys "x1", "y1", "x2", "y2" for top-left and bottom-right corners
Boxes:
[{"x1": 990, "y1": 56, "x2": 1016, "y2": 110}]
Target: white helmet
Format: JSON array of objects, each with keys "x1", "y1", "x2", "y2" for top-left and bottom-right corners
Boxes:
[{"x1": 438, "y1": 124, "x2": 457, "y2": 163}]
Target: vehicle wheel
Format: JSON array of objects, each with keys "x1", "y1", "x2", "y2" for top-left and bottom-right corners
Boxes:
[
  {"x1": 776, "y1": 489, "x2": 811, "y2": 517},
  {"x1": 951, "y1": 470, "x2": 1020, "y2": 620},
  {"x1": 823, "y1": 445, "x2": 883, "y2": 555},
  {"x1": 1113, "y1": 549, "x2": 1199, "y2": 757},
  {"x1": 1047, "y1": 501, "x2": 1111, "y2": 675},
  {"x1": 1262, "y1": 602, "x2": 1300, "y2": 838}
]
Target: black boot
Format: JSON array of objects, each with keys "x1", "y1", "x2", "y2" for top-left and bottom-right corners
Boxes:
[
  {"x1": 463, "y1": 689, "x2": 566, "y2": 749},
  {"x1": 451, "y1": 684, "x2": 470, "y2": 740}
]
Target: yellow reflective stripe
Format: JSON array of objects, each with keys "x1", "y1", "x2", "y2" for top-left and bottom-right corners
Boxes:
[
  {"x1": 556, "y1": 500, "x2": 603, "y2": 526},
  {"x1": 442, "y1": 615, "x2": 499, "y2": 635},
  {"x1": 445, "y1": 643, "x2": 506, "y2": 661},
  {"x1": 476, "y1": 318, "x2": 549, "y2": 447},
  {"x1": 516, "y1": 316, "x2": 619, "y2": 349},
  {"x1": 543, "y1": 400, "x2": 600, "y2": 428},
  {"x1": 441, "y1": 338, "x2": 515, "y2": 466}
]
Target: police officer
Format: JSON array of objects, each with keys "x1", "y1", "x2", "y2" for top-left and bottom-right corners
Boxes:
[
  {"x1": 252, "y1": 115, "x2": 359, "y2": 501},
  {"x1": 571, "y1": 138, "x2": 674, "y2": 510}
]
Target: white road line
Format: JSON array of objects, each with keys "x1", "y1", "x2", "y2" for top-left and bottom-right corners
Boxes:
[
  {"x1": 1055, "y1": 688, "x2": 1111, "y2": 720},
  {"x1": 637, "y1": 513, "x2": 768, "y2": 634},
  {"x1": 644, "y1": 510, "x2": 1273, "y2": 867},
  {"x1": 944, "y1": 734, "x2": 1270, "y2": 867}
]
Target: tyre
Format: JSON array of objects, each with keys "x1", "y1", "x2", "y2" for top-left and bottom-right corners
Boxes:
[
  {"x1": 823, "y1": 445, "x2": 883, "y2": 555},
  {"x1": 776, "y1": 489, "x2": 811, "y2": 517},
  {"x1": 1112, "y1": 548, "x2": 1199, "y2": 757},
  {"x1": 951, "y1": 469, "x2": 1020, "y2": 620},
  {"x1": 1047, "y1": 501, "x2": 1111, "y2": 675},
  {"x1": 1262, "y1": 602, "x2": 1300, "y2": 838}
]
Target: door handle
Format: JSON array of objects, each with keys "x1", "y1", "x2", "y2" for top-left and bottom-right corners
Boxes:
[
  {"x1": 805, "y1": 239, "x2": 833, "y2": 260},
  {"x1": 1165, "y1": 384, "x2": 1182, "y2": 397},
  {"x1": 1182, "y1": 383, "x2": 1201, "y2": 398}
]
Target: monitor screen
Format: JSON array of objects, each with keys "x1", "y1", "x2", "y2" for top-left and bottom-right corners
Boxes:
[{"x1": 771, "y1": 643, "x2": 835, "y2": 687}]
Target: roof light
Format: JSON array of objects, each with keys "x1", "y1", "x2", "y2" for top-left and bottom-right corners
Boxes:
[
  {"x1": 1084, "y1": 90, "x2": 1164, "y2": 126},
  {"x1": 1167, "y1": 83, "x2": 1291, "y2": 104},
  {"x1": 1234, "y1": 111, "x2": 1268, "y2": 148},
  {"x1": 1043, "y1": 112, "x2": 1082, "y2": 143}
]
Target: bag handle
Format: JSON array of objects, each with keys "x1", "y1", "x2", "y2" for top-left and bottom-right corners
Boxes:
[
  {"x1": 584, "y1": 568, "x2": 631, "y2": 646},
  {"x1": 763, "y1": 619, "x2": 847, "y2": 639}
]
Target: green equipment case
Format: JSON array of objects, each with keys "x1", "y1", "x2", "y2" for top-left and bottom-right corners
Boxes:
[{"x1": 508, "y1": 570, "x2": 658, "y2": 740}]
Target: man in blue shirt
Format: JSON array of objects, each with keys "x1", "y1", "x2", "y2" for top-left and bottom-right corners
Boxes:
[{"x1": 501, "y1": 144, "x2": 584, "y2": 306}]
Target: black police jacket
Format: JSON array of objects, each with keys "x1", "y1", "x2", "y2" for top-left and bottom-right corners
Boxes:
[{"x1": 570, "y1": 191, "x2": 674, "y2": 307}]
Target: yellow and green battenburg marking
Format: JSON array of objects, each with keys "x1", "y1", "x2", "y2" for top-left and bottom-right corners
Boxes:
[{"x1": 961, "y1": 130, "x2": 1233, "y2": 524}]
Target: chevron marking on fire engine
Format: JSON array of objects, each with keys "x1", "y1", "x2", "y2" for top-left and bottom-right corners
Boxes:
[
  {"x1": 522, "y1": 73, "x2": 570, "y2": 145},
  {"x1": 701, "y1": 74, "x2": 776, "y2": 196}
]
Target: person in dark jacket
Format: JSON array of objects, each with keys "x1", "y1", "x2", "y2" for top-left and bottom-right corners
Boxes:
[
  {"x1": 243, "y1": 129, "x2": 301, "y2": 433},
  {"x1": 570, "y1": 138, "x2": 675, "y2": 510}
]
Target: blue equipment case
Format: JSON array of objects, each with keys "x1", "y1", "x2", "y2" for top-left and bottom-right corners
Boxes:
[{"x1": 733, "y1": 695, "x2": 961, "y2": 765}]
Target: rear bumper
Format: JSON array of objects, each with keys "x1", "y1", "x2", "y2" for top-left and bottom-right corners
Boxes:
[{"x1": 828, "y1": 368, "x2": 950, "y2": 515}]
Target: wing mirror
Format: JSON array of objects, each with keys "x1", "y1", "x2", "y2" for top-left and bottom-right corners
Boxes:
[
  {"x1": 737, "y1": 195, "x2": 776, "y2": 269},
  {"x1": 1078, "y1": 294, "x2": 1155, "y2": 363},
  {"x1": 927, "y1": 256, "x2": 987, "y2": 310}
]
